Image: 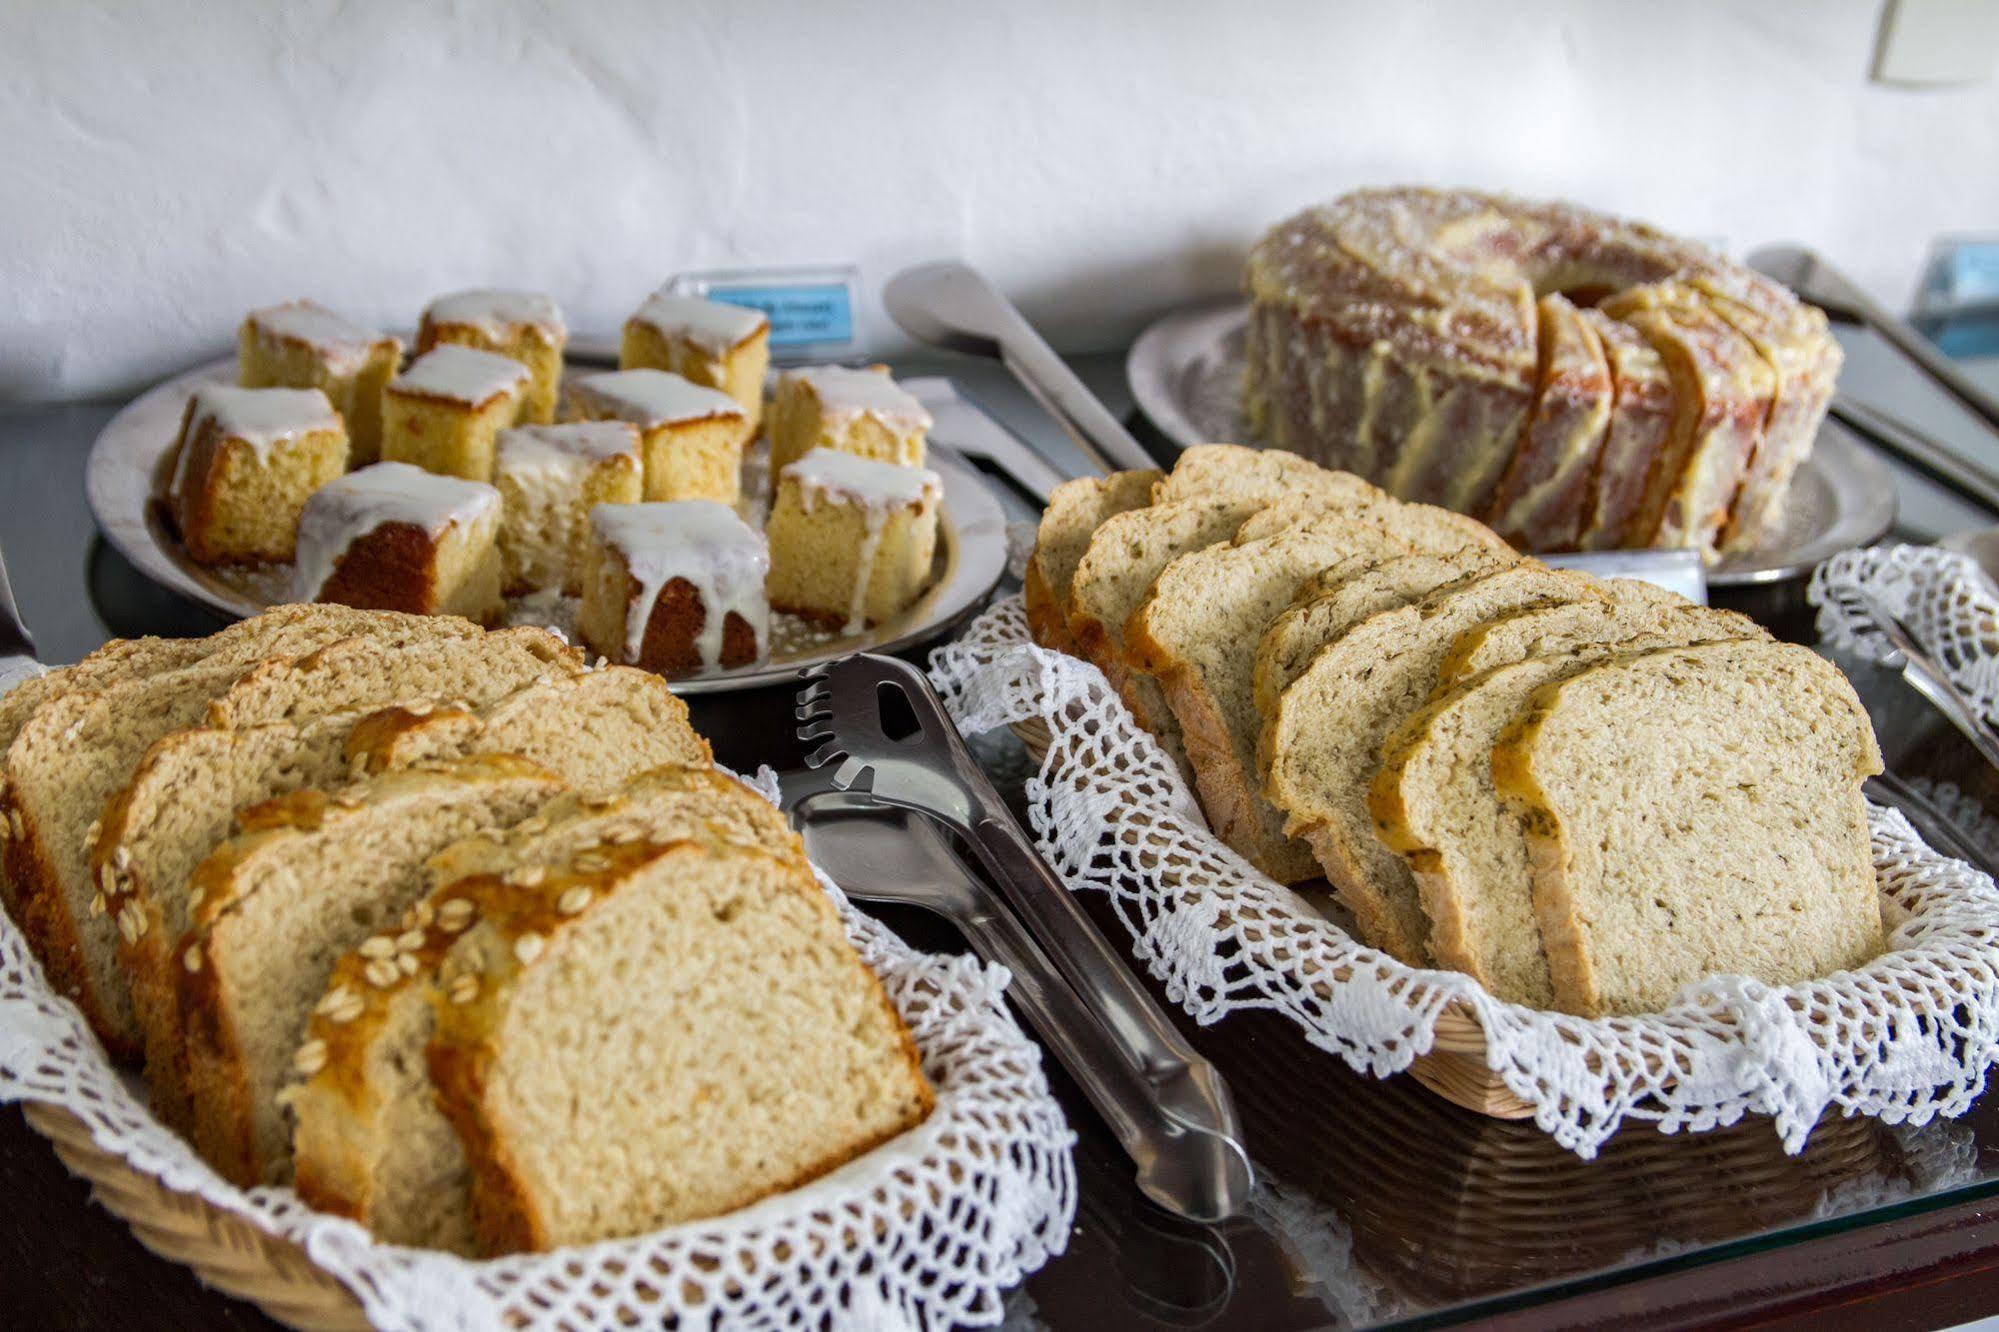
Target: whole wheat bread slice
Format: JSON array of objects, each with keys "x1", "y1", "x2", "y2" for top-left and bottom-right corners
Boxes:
[
  {"x1": 179, "y1": 754, "x2": 567, "y2": 1186},
  {"x1": 1367, "y1": 598, "x2": 1762, "y2": 1007},
  {"x1": 2, "y1": 609, "x2": 488, "y2": 1056},
  {"x1": 288, "y1": 765, "x2": 792, "y2": 1252},
  {"x1": 1262, "y1": 567, "x2": 1610, "y2": 959},
  {"x1": 427, "y1": 835, "x2": 933, "y2": 1253},
  {"x1": 1125, "y1": 516, "x2": 1415, "y2": 880},
  {"x1": 1025, "y1": 468, "x2": 1161, "y2": 651},
  {"x1": 1491, "y1": 640, "x2": 1883, "y2": 1015},
  {"x1": 1151, "y1": 444, "x2": 1385, "y2": 507}
]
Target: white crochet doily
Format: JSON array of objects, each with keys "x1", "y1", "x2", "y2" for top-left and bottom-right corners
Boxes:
[
  {"x1": 1811, "y1": 543, "x2": 1999, "y2": 723},
  {"x1": 0, "y1": 767, "x2": 1077, "y2": 1332},
  {"x1": 930, "y1": 596, "x2": 1999, "y2": 1159}
]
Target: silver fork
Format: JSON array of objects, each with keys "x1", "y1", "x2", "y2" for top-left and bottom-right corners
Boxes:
[{"x1": 793, "y1": 653, "x2": 1253, "y2": 1221}]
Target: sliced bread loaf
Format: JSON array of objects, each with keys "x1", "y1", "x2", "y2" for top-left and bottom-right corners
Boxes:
[
  {"x1": 1491, "y1": 640, "x2": 1884, "y2": 1015},
  {"x1": 2, "y1": 610, "x2": 485, "y2": 1056},
  {"x1": 178, "y1": 754, "x2": 566, "y2": 1185},
  {"x1": 1262, "y1": 567, "x2": 1609, "y2": 959},
  {"x1": 345, "y1": 666, "x2": 710, "y2": 789},
  {"x1": 1025, "y1": 468, "x2": 1161, "y2": 651},
  {"x1": 288, "y1": 765, "x2": 791, "y2": 1251},
  {"x1": 1125, "y1": 516, "x2": 1414, "y2": 881},
  {"x1": 1367, "y1": 600, "x2": 1761, "y2": 1007},
  {"x1": 1251, "y1": 547, "x2": 1522, "y2": 720},
  {"x1": 427, "y1": 836, "x2": 933, "y2": 1253}
]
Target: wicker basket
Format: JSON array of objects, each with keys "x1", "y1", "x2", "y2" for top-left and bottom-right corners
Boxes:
[
  {"x1": 1009, "y1": 715, "x2": 1535, "y2": 1119},
  {"x1": 22, "y1": 1101, "x2": 368, "y2": 1331}
]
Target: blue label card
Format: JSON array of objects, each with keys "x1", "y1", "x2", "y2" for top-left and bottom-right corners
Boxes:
[{"x1": 669, "y1": 265, "x2": 862, "y2": 360}]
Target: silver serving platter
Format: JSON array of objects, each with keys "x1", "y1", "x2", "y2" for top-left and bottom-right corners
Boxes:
[
  {"x1": 1128, "y1": 301, "x2": 1897, "y2": 587},
  {"x1": 85, "y1": 357, "x2": 1009, "y2": 693}
]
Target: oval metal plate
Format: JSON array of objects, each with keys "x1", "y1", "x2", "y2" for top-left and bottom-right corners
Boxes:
[
  {"x1": 1127, "y1": 301, "x2": 1897, "y2": 588},
  {"x1": 84, "y1": 357, "x2": 1010, "y2": 693}
]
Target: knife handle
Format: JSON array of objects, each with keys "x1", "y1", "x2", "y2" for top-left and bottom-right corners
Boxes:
[{"x1": 960, "y1": 811, "x2": 1253, "y2": 1220}]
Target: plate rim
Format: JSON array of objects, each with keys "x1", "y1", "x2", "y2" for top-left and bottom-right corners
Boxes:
[
  {"x1": 83, "y1": 357, "x2": 1011, "y2": 694},
  {"x1": 1124, "y1": 299, "x2": 1897, "y2": 587}
]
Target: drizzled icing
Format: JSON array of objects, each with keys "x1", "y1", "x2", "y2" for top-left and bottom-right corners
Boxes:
[
  {"x1": 783, "y1": 448, "x2": 940, "y2": 632},
  {"x1": 292, "y1": 462, "x2": 501, "y2": 601},
  {"x1": 423, "y1": 289, "x2": 567, "y2": 342},
  {"x1": 629, "y1": 293, "x2": 768, "y2": 358},
  {"x1": 170, "y1": 384, "x2": 343, "y2": 494},
  {"x1": 590, "y1": 500, "x2": 769, "y2": 668},
  {"x1": 497, "y1": 422, "x2": 642, "y2": 471},
  {"x1": 247, "y1": 302, "x2": 391, "y2": 375},
  {"x1": 568, "y1": 370, "x2": 745, "y2": 428},
  {"x1": 391, "y1": 345, "x2": 531, "y2": 407},
  {"x1": 787, "y1": 366, "x2": 933, "y2": 433}
]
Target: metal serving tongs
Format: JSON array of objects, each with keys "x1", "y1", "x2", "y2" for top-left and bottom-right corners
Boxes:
[
  {"x1": 0, "y1": 545, "x2": 42, "y2": 698},
  {"x1": 790, "y1": 652, "x2": 1253, "y2": 1221},
  {"x1": 1855, "y1": 590, "x2": 1999, "y2": 777},
  {"x1": 883, "y1": 261, "x2": 1158, "y2": 477}
]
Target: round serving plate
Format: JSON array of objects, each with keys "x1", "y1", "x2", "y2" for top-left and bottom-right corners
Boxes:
[
  {"x1": 1127, "y1": 301, "x2": 1897, "y2": 588},
  {"x1": 84, "y1": 357, "x2": 1009, "y2": 693}
]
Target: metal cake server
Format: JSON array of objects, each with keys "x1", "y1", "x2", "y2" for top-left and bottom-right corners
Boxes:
[
  {"x1": 1856, "y1": 589, "x2": 1999, "y2": 774},
  {"x1": 884, "y1": 261, "x2": 1158, "y2": 476},
  {"x1": 0, "y1": 545, "x2": 43, "y2": 698},
  {"x1": 793, "y1": 652, "x2": 1253, "y2": 1221}
]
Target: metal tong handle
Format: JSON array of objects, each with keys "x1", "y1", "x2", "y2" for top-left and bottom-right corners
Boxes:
[
  {"x1": 1858, "y1": 590, "x2": 1999, "y2": 774},
  {"x1": 798, "y1": 793, "x2": 1243, "y2": 1219},
  {"x1": 948, "y1": 802, "x2": 1253, "y2": 1220},
  {"x1": 883, "y1": 260, "x2": 1157, "y2": 476}
]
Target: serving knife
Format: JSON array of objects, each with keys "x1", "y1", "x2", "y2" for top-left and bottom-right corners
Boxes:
[
  {"x1": 1855, "y1": 589, "x2": 1999, "y2": 775},
  {"x1": 884, "y1": 261, "x2": 1159, "y2": 476},
  {"x1": 902, "y1": 376, "x2": 1070, "y2": 504},
  {"x1": 792, "y1": 652, "x2": 1253, "y2": 1221},
  {"x1": 0, "y1": 545, "x2": 43, "y2": 698}
]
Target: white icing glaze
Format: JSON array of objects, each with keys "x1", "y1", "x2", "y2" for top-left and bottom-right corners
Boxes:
[
  {"x1": 423, "y1": 288, "x2": 566, "y2": 342},
  {"x1": 291, "y1": 461, "x2": 500, "y2": 601},
  {"x1": 782, "y1": 448, "x2": 940, "y2": 633},
  {"x1": 630, "y1": 293, "x2": 767, "y2": 358},
  {"x1": 391, "y1": 344, "x2": 531, "y2": 406},
  {"x1": 590, "y1": 500, "x2": 769, "y2": 668},
  {"x1": 787, "y1": 365, "x2": 933, "y2": 433},
  {"x1": 497, "y1": 422, "x2": 642, "y2": 471},
  {"x1": 170, "y1": 384, "x2": 342, "y2": 494},
  {"x1": 247, "y1": 302, "x2": 388, "y2": 375},
  {"x1": 569, "y1": 369, "x2": 745, "y2": 428}
]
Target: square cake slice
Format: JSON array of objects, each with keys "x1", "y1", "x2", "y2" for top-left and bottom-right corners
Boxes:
[
  {"x1": 565, "y1": 369, "x2": 749, "y2": 504},
  {"x1": 766, "y1": 448, "x2": 941, "y2": 632},
  {"x1": 492, "y1": 422, "x2": 643, "y2": 595},
  {"x1": 579, "y1": 501, "x2": 768, "y2": 677},
  {"x1": 620, "y1": 292, "x2": 770, "y2": 427},
  {"x1": 238, "y1": 301, "x2": 402, "y2": 465},
  {"x1": 169, "y1": 384, "x2": 349, "y2": 564},
  {"x1": 293, "y1": 461, "x2": 504, "y2": 623},
  {"x1": 417, "y1": 290, "x2": 568, "y2": 425},
  {"x1": 767, "y1": 365, "x2": 931, "y2": 472},
  {"x1": 382, "y1": 346, "x2": 531, "y2": 481}
]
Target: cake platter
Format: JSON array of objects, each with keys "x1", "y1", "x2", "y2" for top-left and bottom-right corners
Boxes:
[
  {"x1": 1127, "y1": 301, "x2": 1898, "y2": 587},
  {"x1": 84, "y1": 357, "x2": 1010, "y2": 693}
]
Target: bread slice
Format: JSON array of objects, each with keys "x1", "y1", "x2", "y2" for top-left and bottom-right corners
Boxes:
[
  {"x1": 2, "y1": 609, "x2": 487, "y2": 1056},
  {"x1": 427, "y1": 835, "x2": 934, "y2": 1253},
  {"x1": 97, "y1": 630, "x2": 594, "y2": 1124},
  {"x1": 1368, "y1": 600, "x2": 1762, "y2": 1007},
  {"x1": 1437, "y1": 588, "x2": 1762, "y2": 686},
  {"x1": 1025, "y1": 468, "x2": 1161, "y2": 651},
  {"x1": 1231, "y1": 488, "x2": 1515, "y2": 552},
  {"x1": 288, "y1": 765, "x2": 793, "y2": 1251},
  {"x1": 1262, "y1": 567, "x2": 1609, "y2": 959},
  {"x1": 1251, "y1": 548, "x2": 1522, "y2": 720},
  {"x1": 1151, "y1": 443, "x2": 1384, "y2": 507},
  {"x1": 1125, "y1": 517, "x2": 1415, "y2": 880},
  {"x1": 343, "y1": 666, "x2": 711, "y2": 789},
  {"x1": 178, "y1": 754, "x2": 566, "y2": 1186},
  {"x1": 1491, "y1": 640, "x2": 1884, "y2": 1015}
]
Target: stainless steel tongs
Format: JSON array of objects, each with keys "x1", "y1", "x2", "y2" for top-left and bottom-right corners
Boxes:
[{"x1": 791, "y1": 652, "x2": 1253, "y2": 1221}]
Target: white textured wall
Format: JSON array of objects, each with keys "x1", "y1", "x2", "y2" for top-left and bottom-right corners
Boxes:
[{"x1": 5, "y1": 0, "x2": 1998, "y2": 402}]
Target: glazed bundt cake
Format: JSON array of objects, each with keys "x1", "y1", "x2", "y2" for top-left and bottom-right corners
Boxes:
[{"x1": 1242, "y1": 188, "x2": 1840, "y2": 558}]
